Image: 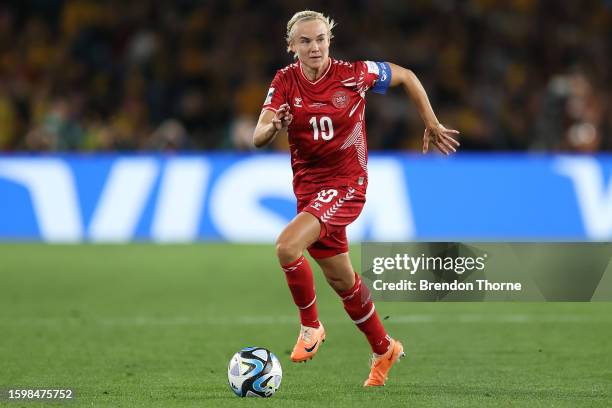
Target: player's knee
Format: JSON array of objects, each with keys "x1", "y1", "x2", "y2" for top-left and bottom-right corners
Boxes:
[{"x1": 275, "y1": 238, "x2": 302, "y2": 265}]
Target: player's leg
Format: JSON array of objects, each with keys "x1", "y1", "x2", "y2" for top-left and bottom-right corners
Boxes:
[
  {"x1": 314, "y1": 252, "x2": 355, "y2": 292},
  {"x1": 276, "y1": 211, "x2": 326, "y2": 362},
  {"x1": 304, "y1": 185, "x2": 390, "y2": 354},
  {"x1": 313, "y1": 235, "x2": 404, "y2": 386},
  {"x1": 314, "y1": 249, "x2": 391, "y2": 354},
  {"x1": 276, "y1": 211, "x2": 320, "y2": 265}
]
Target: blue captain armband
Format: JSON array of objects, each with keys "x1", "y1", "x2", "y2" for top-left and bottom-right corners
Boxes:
[{"x1": 369, "y1": 61, "x2": 391, "y2": 94}]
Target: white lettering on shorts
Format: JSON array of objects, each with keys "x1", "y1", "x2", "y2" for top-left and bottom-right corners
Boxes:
[
  {"x1": 320, "y1": 187, "x2": 356, "y2": 224},
  {"x1": 316, "y1": 189, "x2": 338, "y2": 203}
]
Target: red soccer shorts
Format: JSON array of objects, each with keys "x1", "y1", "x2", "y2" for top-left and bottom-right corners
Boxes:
[{"x1": 297, "y1": 184, "x2": 366, "y2": 259}]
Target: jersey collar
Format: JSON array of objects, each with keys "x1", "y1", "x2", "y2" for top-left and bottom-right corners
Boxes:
[{"x1": 298, "y1": 58, "x2": 332, "y2": 86}]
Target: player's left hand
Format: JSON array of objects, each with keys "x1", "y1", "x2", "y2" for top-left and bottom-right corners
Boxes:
[{"x1": 422, "y1": 124, "x2": 460, "y2": 155}]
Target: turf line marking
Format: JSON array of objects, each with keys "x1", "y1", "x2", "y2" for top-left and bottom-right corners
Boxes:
[{"x1": 0, "y1": 314, "x2": 610, "y2": 326}]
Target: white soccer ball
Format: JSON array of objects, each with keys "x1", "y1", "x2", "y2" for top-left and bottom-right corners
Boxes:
[{"x1": 227, "y1": 347, "x2": 282, "y2": 397}]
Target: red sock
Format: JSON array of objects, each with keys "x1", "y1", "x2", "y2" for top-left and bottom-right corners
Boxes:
[
  {"x1": 336, "y1": 272, "x2": 390, "y2": 355},
  {"x1": 281, "y1": 255, "x2": 320, "y2": 328}
]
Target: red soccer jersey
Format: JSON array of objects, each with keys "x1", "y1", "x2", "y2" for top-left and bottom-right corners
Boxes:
[{"x1": 262, "y1": 58, "x2": 391, "y2": 195}]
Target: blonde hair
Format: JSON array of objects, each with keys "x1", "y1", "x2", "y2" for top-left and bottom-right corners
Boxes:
[{"x1": 286, "y1": 10, "x2": 336, "y2": 54}]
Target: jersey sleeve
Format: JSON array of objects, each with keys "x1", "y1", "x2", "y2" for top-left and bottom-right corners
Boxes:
[
  {"x1": 356, "y1": 60, "x2": 392, "y2": 95},
  {"x1": 261, "y1": 71, "x2": 287, "y2": 113}
]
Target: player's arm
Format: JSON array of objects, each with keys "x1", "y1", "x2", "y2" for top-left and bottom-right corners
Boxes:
[
  {"x1": 387, "y1": 63, "x2": 460, "y2": 155},
  {"x1": 253, "y1": 104, "x2": 293, "y2": 149}
]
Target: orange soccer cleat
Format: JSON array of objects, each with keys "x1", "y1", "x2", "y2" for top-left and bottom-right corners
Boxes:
[
  {"x1": 290, "y1": 323, "x2": 326, "y2": 363},
  {"x1": 363, "y1": 338, "x2": 405, "y2": 387}
]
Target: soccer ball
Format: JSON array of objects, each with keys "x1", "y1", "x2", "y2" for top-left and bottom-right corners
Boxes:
[{"x1": 227, "y1": 347, "x2": 282, "y2": 397}]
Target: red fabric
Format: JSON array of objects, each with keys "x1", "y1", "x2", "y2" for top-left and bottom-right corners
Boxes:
[
  {"x1": 261, "y1": 58, "x2": 382, "y2": 195},
  {"x1": 337, "y1": 273, "x2": 390, "y2": 355},
  {"x1": 281, "y1": 255, "x2": 319, "y2": 328},
  {"x1": 296, "y1": 184, "x2": 366, "y2": 259}
]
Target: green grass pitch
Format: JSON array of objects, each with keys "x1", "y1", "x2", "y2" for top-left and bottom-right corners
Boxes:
[{"x1": 1, "y1": 244, "x2": 611, "y2": 407}]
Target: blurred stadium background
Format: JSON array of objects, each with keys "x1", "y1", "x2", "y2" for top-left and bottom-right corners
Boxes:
[
  {"x1": 1, "y1": 1, "x2": 611, "y2": 407},
  {"x1": 0, "y1": 0, "x2": 609, "y2": 152}
]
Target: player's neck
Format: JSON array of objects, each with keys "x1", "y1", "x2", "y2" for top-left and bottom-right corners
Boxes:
[{"x1": 301, "y1": 58, "x2": 330, "y2": 82}]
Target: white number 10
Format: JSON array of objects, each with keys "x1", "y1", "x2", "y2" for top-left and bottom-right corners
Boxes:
[{"x1": 309, "y1": 116, "x2": 334, "y2": 141}]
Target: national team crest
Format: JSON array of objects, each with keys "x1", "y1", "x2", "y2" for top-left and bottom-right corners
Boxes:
[{"x1": 331, "y1": 90, "x2": 349, "y2": 109}]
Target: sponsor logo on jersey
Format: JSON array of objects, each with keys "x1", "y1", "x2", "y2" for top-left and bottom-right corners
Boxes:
[
  {"x1": 264, "y1": 87, "x2": 274, "y2": 105},
  {"x1": 294, "y1": 97, "x2": 302, "y2": 107},
  {"x1": 331, "y1": 90, "x2": 349, "y2": 109}
]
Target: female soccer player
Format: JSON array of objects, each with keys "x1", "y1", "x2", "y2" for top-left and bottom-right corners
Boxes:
[{"x1": 253, "y1": 10, "x2": 459, "y2": 387}]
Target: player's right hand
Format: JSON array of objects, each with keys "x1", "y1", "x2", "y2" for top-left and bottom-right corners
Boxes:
[{"x1": 272, "y1": 103, "x2": 293, "y2": 131}]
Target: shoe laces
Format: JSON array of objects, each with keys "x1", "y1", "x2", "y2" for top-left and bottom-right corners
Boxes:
[
  {"x1": 369, "y1": 342, "x2": 392, "y2": 368},
  {"x1": 369, "y1": 353, "x2": 384, "y2": 368},
  {"x1": 300, "y1": 325, "x2": 314, "y2": 343}
]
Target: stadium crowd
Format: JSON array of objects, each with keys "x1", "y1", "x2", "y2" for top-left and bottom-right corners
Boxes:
[{"x1": 0, "y1": 0, "x2": 610, "y2": 152}]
